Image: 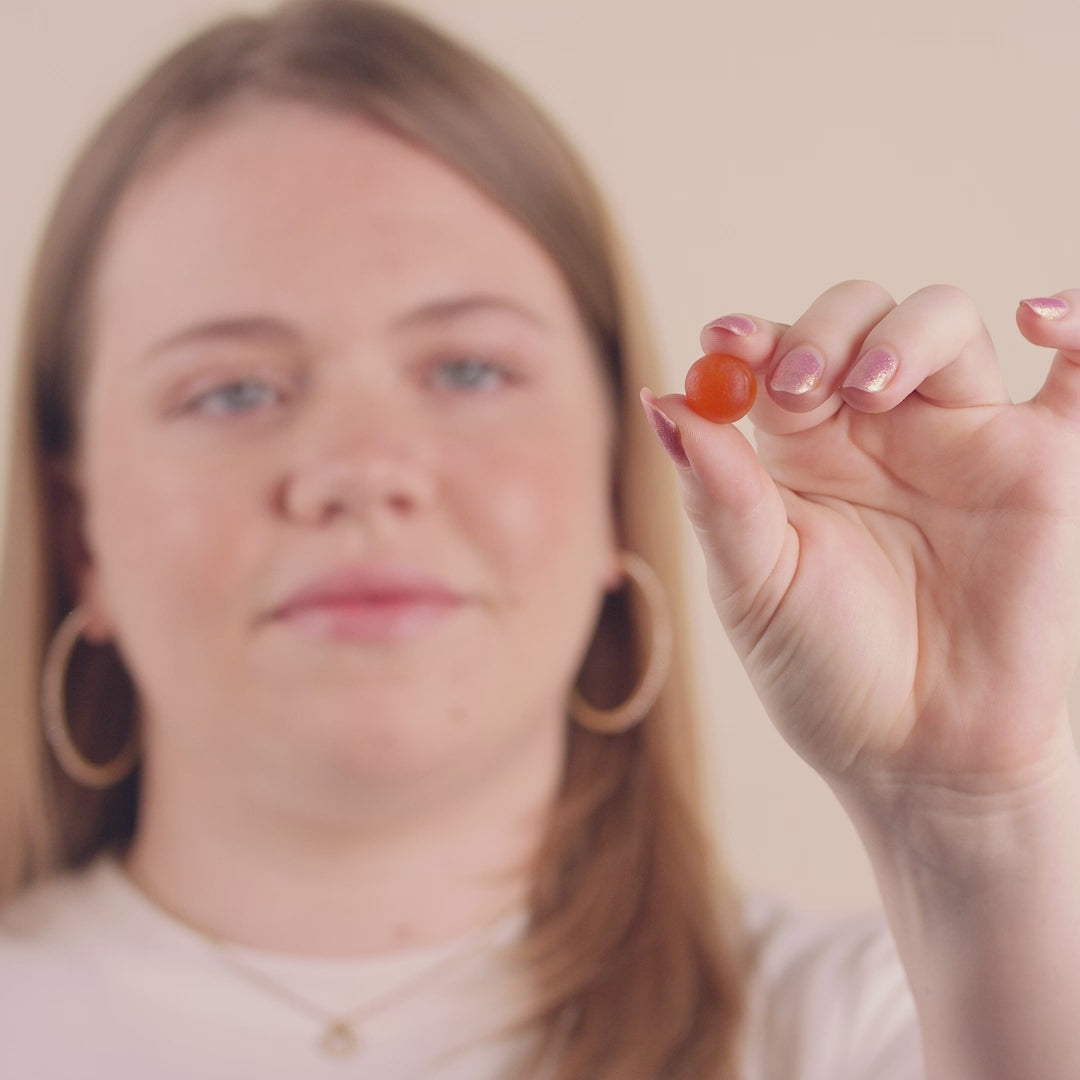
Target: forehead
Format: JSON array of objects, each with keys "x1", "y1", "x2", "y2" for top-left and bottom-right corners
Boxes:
[{"x1": 88, "y1": 98, "x2": 586, "y2": 349}]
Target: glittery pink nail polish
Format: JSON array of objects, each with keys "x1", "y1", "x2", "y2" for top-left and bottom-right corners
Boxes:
[
  {"x1": 705, "y1": 315, "x2": 756, "y2": 336},
  {"x1": 843, "y1": 347, "x2": 898, "y2": 393},
  {"x1": 640, "y1": 391, "x2": 691, "y2": 470},
  {"x1": 770, "y1": 347, "x2": 823, "y2": 396},
  {"x1": 1020, "y1": 297, "x2": 1069, "y2": 320}
]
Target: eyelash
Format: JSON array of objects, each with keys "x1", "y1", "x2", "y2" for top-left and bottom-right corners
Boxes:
[
  {"x1": 427, "y1": 357, "x2": 513, "y2": 393},
  {"x1": 184, "y1": 358, "x2": 515, "y2": 417},
  {"x1": 186, "y1": 379, "x2": 288, "y2": 417}
]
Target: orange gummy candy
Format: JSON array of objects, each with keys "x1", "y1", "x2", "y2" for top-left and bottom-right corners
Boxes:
[{"x1": 684, "y1": 353, "x2": 756, "y2": 424}]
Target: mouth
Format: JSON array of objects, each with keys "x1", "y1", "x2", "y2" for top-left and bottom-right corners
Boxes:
[
  {"x1": 270, "y1": 570, "x2": 466, "y2": 644},
  {"x1": 276, "y1": 596, "x2": 463, "y2": 643}
]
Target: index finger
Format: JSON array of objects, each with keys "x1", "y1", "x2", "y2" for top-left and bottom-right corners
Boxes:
[
  {"x1": 697, "y1": 315, "x2": 819, "y2": 435},
  {"x1": 699, "y1": 314, "x2": 788, "y2": 362}
]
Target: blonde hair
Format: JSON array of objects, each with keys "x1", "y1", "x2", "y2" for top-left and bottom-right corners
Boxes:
[{"x1": 0, "y1": 2, "x2": 746, "y2": 1075}]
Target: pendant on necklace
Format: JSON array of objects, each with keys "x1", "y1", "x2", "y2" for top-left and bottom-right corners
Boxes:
[{"x1": 320, "y1": 1020, "x2": 361, "y2": 1058}]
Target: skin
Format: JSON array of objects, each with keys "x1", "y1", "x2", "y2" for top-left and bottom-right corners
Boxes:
[
  {"x1": 648, "y1": 281, "x2": 1080, "y2": 1079},
  {"x1": 62, "y1": 98, "x2": 622, "y2": 954}
]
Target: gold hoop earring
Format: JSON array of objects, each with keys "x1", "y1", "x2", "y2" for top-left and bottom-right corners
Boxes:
[
  {"x1": 40, "y1": 606, "x2": 139, "y2": 789},
  {"x1": 569, "y1": 551, "x2": 673, "y2": 735}
]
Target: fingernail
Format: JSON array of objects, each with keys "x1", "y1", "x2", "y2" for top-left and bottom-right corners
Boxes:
[
  {"x1": 640, "y1": 389, "x2": 691, "y2": 470},
  {"x1": 770, "y1": 346, "x2": 823, "y2": 396},
  {"x1": 1020, "y1": 297, "x2": 1069, "y2": 320},
  {"x1": 704, "y1": 315, "x2": 756, "y2": 336},
  {"x1": 843, "y1": 347, "x2": 898, "y2": 393}
]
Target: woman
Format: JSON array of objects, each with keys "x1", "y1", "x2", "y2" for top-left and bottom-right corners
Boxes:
[{"x1": 2, "y1": 2, "x2": 1079, "y2": 1077}]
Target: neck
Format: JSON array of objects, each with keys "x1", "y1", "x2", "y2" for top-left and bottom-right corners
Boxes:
[{"x1": 122, "y1": 721, "x2": 564, "y2": 957}]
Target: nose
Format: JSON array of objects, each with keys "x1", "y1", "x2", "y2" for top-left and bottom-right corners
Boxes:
[{"x1": 280, "y1": 406, "x2": 436, "y2": 527}]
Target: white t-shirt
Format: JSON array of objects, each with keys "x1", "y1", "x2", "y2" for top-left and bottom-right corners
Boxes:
[{"x1": 0, "y1": 854, "x2": 922, "y2": 1079}]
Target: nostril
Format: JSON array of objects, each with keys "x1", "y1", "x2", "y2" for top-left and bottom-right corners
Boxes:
[{"x1": 282, "y1": 452, "x2": 434, "y2": 524}]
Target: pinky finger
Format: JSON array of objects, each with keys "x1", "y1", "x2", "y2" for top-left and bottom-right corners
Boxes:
[{"x1": 1022, "y1": 291, "x2": 1080, "y2": 421}]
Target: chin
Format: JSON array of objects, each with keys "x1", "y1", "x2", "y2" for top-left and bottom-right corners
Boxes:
[{"x1": 278, "y1": 699, "x2": 483, "y2": 784}]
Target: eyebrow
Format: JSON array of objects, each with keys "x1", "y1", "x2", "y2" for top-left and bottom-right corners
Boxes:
[
  {"x1": 142, "y1": 316, "x2": 299, "y2": 364},
  {"x1": 390, "y1": 294, "x2": 550, "y2": 332},
  {"x1": 142, "y1": 295, "x2": 550, "y2": 364}
]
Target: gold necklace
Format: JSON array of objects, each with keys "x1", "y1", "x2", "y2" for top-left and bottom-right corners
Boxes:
[
  {"x1": 118, "y1": 859, "x2": 524, "y2": 1059},
  {"x1": 199, "y1": 916, "x2": 520, "y2": 1059}
]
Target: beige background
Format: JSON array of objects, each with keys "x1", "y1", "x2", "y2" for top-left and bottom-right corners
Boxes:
[{"x1": 4, "y1": 0, "x2": 1079, "y2": 911}]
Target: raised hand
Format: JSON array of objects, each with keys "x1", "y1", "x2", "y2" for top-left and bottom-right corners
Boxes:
[{"x1": 644, "y1": 281, "x2": 1080, "y2": 808}]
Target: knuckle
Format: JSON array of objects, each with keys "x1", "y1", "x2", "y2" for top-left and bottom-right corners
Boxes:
[
  {"x1": 825, "y1": 279, "x2": 896, "y2": 308},
  {"x1": 911, "y1": 283, "x2": 980, "y2": 321}
]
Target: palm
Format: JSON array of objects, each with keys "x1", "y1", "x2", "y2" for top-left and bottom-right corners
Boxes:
[{"x1": 743, "y1": 396, "x2": 1080, "y2": 785}]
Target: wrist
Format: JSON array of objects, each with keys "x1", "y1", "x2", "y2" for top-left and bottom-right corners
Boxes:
[
  {"x1": 832, "y1": 745, "x2": 1080, "y2": 1080},
  {"x1": 831, "y1": 737, "x2": 1080, "y2": 900}
]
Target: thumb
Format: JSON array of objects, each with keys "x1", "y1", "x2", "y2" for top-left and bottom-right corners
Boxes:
[
  {"x1": 639, "y1": 389, "x2": 791, "y2": 632},
  {"x1": 1019, "y1": 291, "x2": 1080, "y2": 420}
]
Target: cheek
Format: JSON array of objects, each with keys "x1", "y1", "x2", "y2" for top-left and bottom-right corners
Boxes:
[
  {"x1": 84, "y1": 430, "x2": 260, "y2": 633},
  {"x1": 456, "y1": 422, "x2": 615, "y2": 605},
  {"x1": 458, "y1": 435, "x2": 615, "y2": 721}
]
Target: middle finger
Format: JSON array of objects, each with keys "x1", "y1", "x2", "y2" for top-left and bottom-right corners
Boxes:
[{"x1": 764, "y1": 280, "x2": 898, "y2": 429}]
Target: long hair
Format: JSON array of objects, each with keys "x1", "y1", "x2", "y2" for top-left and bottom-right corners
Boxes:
[{"x1": 0, "y1": 2, "x2": 746, "y2": 1075}]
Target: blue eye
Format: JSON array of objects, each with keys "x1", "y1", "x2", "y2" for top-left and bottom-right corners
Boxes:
[
  {"x1": 431, "y1": 358, "x2": 507, "y2": 391},
  {"x1": 190, "y1": 380, "x2": 281, "y2": 416}
]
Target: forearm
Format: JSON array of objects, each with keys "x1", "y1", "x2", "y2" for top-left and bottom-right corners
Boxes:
[{"x1": 836, "y1": 746, "x2": 1080, "y2": 1080}]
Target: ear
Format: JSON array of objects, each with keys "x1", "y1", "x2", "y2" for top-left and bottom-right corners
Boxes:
[{"x1": 44, "y1": 456, "x2": 113, "y2": 643}]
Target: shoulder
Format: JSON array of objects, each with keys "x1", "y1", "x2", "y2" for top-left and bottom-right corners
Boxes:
[
  {"x1": 0, "y1": 860, "x2": 103, "y2": 1067},
  {"x1": 740, "y1": 895, "x2": 923, "y2": 1080},
  {"x1": 1, "y1": 862, "x2": 91, "y2": 949},
  {"x1": 0, "y1": 853, "x2": 126, "y2": 977}
]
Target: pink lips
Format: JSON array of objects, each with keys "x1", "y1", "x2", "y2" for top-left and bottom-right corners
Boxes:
[{"x1": 271, "y1": 567, "x2": 465, "y2": 643}]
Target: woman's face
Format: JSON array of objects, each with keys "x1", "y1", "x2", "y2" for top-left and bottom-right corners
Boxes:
[{"x1": 70, "y1": 99, "x2": 621, "y2": 812}]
